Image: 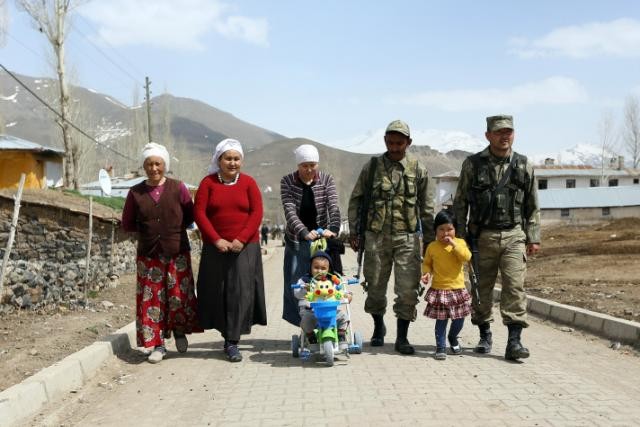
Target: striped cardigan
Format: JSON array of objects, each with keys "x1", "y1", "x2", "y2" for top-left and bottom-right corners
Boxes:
[{"x1": 280, "y1": 170, "x2": 341, "y2": 242}]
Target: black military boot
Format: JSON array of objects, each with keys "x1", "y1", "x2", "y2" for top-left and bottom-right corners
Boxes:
[
  {"x1": 505, "y1": 324, "x2": 530, "y2": 361},
  {"x1": 394, "y1": 319, "x2": 415, "y2": 355},
  {"x1": 473, "y1": 323, "x2": 493, "y2": 354},
  {"x1": 370, "y1": 314, "x2": 386, "y2": 346}
]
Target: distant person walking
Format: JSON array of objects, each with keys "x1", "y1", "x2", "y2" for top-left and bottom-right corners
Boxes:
[
  {"x1": 121, "y1": 142, "x2": 201, "y2": 364},
  {"x1": 194, "y1": 138, "x2": 267, "y2": 362},
  {"x1": 453, "y1": 115, "x2": 540, "y2": 361},
  {"x1": 348, "y1": 119, "x2": 435, "y2": 354},
  {"x1": 280, "y1": 144, "x2": 341, "y2": 327},
  {"x1": 261, "y1": 223, "x2": 269, "y2": 246}
]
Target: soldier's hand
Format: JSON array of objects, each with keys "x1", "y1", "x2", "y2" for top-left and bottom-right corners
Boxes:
[
  {"x1": 526, "y1": 243, "x2": 540, "y2": 256},
  {"x1": 349, "y1": 235, "x2": 359, "y2": 252}
]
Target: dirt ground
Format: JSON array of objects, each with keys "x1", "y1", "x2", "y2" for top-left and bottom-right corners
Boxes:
[
  {"x1": 0, "y1": 274, "x2": 136, "y2": 391},
  {"x1": 525, "y1": 217, "x2": 640, "y2": 322},
  {"x1": 1, "y1": 218, "x2": 639, "y2": 392}
]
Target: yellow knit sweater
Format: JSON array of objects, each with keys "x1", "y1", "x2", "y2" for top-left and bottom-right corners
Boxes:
[{"x1": 422, "y1": 238, "x2": 471, "y2": 290}]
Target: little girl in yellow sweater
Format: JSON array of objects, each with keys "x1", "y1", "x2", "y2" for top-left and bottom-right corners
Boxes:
[{"x1": 421, "y1": 209, "x2": 472, "y2": 360}]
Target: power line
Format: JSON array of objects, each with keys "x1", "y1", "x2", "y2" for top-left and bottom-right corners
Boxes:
[
  {"x1": 69, "y1": 21, "x2": 143, "y2": 87},
  {"x1": 0, "y1": 63, "x2": 136, "y2": 161},
  {"x1": 73, "y1": 15, "x2": 146, "y2": 82}
]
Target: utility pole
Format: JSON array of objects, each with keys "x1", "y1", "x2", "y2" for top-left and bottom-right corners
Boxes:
[{"x1": 145, "y1": 76, "x2": 152, "y2": 143}]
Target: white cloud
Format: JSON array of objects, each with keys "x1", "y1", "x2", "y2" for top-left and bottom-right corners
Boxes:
[
  {"x1": 399, "y1": 77, "x2": 588, "y2": 112},
  {"x1": 509, "y1": 18, "x2": 640, "y2": 59},
  {"x1": 78, "y1": 0, "x2": 268, "y2": 50}
]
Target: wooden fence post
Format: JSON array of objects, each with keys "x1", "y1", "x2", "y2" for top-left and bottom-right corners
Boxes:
[
  {"x1": 83, "y1": 196, "x2": 93, "y2": 297},
  {"x1": 0, "y1": 174, "x2": 26, "y2": 296}
]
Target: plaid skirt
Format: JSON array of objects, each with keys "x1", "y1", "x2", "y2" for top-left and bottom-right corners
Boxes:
[{"x1": 423, "y1": 287, "x2": 471, "y2": 320}]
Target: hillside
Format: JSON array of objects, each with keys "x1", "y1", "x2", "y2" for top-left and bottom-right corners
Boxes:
[{"x1": 242, "y1": 138, "x2": 465, "y2": 224}]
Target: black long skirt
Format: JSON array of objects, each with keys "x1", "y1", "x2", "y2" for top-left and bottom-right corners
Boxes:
[{"x1": 196, "y1": 242, "x2": 267, "y2": 341}]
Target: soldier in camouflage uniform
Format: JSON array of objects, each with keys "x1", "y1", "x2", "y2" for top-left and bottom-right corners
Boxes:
[
  {"x1": 453, "y1": 115, "x2": 540, "y2": 361},
  {"x1": 348, "y1": 120, "x2": 435, "y2": 354}
]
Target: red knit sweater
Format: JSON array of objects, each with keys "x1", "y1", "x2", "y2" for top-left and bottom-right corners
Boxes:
[{"x1": 194, "y1": 173, "x2": 263, "y2": 244}]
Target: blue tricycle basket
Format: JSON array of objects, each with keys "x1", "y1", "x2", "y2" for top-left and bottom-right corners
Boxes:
[{"x1": 310, "y1": 300, "x2": 340, "y2": 328}]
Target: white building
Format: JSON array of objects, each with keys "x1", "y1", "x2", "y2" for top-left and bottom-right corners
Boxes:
[{"x1": 538, "y1": 186, "x2": 640, "y2": 223}]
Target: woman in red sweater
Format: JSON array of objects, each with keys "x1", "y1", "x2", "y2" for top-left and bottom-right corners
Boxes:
[{"x1": 194, "y1": 138, "x2": 267, "y2": 362}]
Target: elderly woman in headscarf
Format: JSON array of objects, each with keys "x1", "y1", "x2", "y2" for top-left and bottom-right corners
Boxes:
[
  {"x1": 121, "y1": 142, "x2": 201, "y2": 364},
  {"x1": 194, "y1": 138, "x2": 267, "y2": 362},
  {"x1": 280, "y1": 144, "x2": 342, "y2": 327}
]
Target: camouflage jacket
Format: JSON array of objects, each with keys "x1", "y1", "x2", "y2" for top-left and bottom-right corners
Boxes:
[
  {"x1": 453, "y1": 147, "x2": 540, "y2": 244},
  {"x1": 348, "y1": 152, "x2": 435, "y2": 242}
]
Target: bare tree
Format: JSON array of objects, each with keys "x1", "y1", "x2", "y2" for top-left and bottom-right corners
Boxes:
[
  {"x1": 623, "y1": 95, "x2": 640, "y2": 168},
  {"x1": 597, "y1": 110, "x2": 619, "y2": 183},
  {"x1": 0, "y1": 0, "x2": 8, "y2": 47},
  {"x1": 17, "y1": 0, "x2": 84, "y2": 189}
]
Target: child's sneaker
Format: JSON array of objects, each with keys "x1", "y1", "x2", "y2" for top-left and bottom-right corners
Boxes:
[
  {"x1": 434, "y1": 347, "x2": 447, "y2": 360},
  {"x1": 338, "y1": 332, "x2": 348, "y2": 351},
  {"x1": 300, "y1": 348, "x2": 311, "y2": 360},
  {"x1": 148, "y1": 345, "x2": 166, "y2": 364},
  {"x1": 448, "y1": 334, "x2": 462, "y2": 355}
]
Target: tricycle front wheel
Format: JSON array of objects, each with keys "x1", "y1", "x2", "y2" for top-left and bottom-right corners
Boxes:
[{"x1": 323, "y1": 340, "x2": 334, "y2": 366}]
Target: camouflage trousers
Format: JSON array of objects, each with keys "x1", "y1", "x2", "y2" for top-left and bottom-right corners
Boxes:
[
  {"x1": 472, "y1": 226, "x2": 529, "y2": 327},
  {"x1": 363, "y1": 231, "x2": 422, "y2": 321}
]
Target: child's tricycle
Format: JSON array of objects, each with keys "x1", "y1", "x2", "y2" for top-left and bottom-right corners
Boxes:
[{"x1": 290, "y1": 273, "x2": 363, "y2": 366}]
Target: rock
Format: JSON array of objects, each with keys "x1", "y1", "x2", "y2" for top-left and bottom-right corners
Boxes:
[
  {"x1": 610, "y1": 341, "x2": 621, "y2": 350},
  {"x1": 560, "y1": 326, "x2": 574, "y2": 332},
  {"x1": 101, "y1": 300, "x2": 114, "y2": 309},
  {"x1": 29, "y1": 348, "x2": 38, "y2": 356},
  {"x1": 624, "y1": 309, "x2": 633, "y2": 315}
]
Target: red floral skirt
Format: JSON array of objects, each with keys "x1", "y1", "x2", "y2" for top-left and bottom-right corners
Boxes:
[
  {"x1": 423, "y1": 287, "x2": 472, "y2": 320},
  {"x1": 136, "y1": 252, "x2": 202, "y2": 348}
]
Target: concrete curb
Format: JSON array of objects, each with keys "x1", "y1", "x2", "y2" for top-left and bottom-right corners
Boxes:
[
  {"x1": 493, "y1": 288, "x2": 640, "y2": 345},
  {"x1": 0, "y1": 321, "x2": 136, "y2": 427},
  {"x1": 0, "y1": 245, "x2": 279, "y2": 427}
]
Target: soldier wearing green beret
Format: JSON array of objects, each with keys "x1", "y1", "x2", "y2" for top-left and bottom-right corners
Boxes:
[
  {"x1": 348, "y1": 120, "x2": 435, "y2": 354},
  {"x1": 453, "y1": 114, "x2": 540, "y2": 361}
]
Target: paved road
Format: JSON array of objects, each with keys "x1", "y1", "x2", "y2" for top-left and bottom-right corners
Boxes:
[{"x1": 24, "y1": 244, "x2": 640, "y2": 426}]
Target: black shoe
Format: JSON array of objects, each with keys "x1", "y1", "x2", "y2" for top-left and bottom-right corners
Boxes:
[
  {"x1": 225, "y1": 344, "x2": 243, "y2": 362},
  {"x1": 394, "y1": 319, "x2": 415, "y2": 355},
  {"x1": 473, "y1": 323, "x2": 492, "y2": 354},
  {"x1": 371, "y1": 314, "x2": 386, "y2": 347},
  {"x1": 505, "y1": 324, "x2": 530, "y2": 361},
  {"x1": 505, "y1": 341, "x2": 530, "y2": 360}
]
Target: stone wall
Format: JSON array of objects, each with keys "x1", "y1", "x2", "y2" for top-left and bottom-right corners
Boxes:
[{"x1": 0, "y1": 197, "x2": 136, "y2": 313}]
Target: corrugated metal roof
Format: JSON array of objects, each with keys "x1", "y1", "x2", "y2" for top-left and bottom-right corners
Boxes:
[
  {"x1": 80, "y1": 176, "x2": 196, "y2": 190},
  {"x1": 535, "y1": 168, "x2": 639, "y2": 177},
  {"x1": 539, "y1": 186, "x2": 640, "y2": 209},
  {"x1": 0, "y1": 134, "x2": 64, "y2": 154}
]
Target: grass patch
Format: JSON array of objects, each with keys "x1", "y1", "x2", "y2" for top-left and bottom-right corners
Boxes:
[{"x1": 63, "y1": 190, "x2": 125, "y2": 211}]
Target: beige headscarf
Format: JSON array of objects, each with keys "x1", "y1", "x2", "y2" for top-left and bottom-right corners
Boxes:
[{"x1": 140, "y1": 142, "x2": 170, "y2": 170}]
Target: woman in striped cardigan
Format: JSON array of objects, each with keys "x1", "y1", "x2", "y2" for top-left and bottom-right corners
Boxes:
[{"x1": 280, "y1": 144, "x2": 341, "y2": 326}]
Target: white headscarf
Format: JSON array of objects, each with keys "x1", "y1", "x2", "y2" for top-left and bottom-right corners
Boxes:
[
  {"x1": 140, "y1": 142, "x2": 170, "y2": 171},
  {"x1": 294, "y1": 144, "x2": 319, "y2": 164},
  {"x1": 208, "y1": 138, "x2": 244, "y2": 174}
]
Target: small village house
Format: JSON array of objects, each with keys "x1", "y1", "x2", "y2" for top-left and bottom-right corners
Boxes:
[{"x1": 0, "y1": 134, "x2": 64, "y2": 189}]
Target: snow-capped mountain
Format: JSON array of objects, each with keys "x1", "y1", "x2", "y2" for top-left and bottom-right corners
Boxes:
[
  {"x1": 325, "y1": 128, "x2": 486, "y2": 154},
  {"x1": 528, "y1": 143, "x2": 622, "y2": 167}
]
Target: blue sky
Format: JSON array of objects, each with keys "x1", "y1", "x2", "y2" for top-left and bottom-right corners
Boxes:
[{"x1": 2, "y1": 0, "x2": 640, "y2": 157}]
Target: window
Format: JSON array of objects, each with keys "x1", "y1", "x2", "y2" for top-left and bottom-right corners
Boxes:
[
  {"x1": 609, "y1": 179, "x2": 619, "y2": 187},
  {"x1": 602, "y1": 207, "x2": 610, "y2": 216},
  {"x1": 566, "y1": 179, "x2": 576, "y2": 188},
  {"x1": 538, "y1": 179, "x2": 548, "y2": 190},
  {"x1": 590, "y1": 179, "x2": 599, "y2": 187},
  {"x1": 560, "y1": 208, "x2": 570, "y2": 217},
  {"x1": 634, "y1": 178, "x2": 639, "y2": 184}
]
